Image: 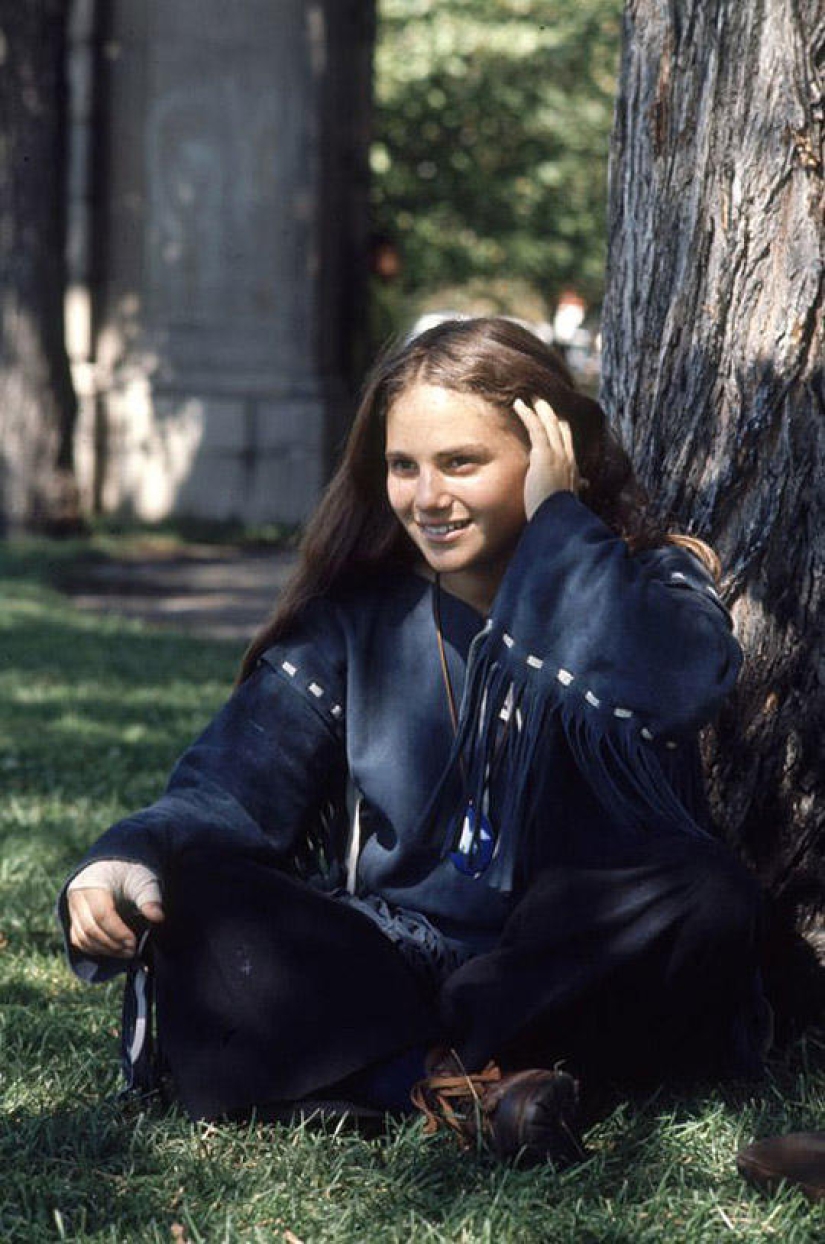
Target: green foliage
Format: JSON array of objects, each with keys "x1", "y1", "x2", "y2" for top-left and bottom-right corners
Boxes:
[
  {"x1": 2, "y1": 553, "x2": 825, "y2": 1240},
  {"x1": 372, "y1": 0, "x2": 622, "y2": 324}
]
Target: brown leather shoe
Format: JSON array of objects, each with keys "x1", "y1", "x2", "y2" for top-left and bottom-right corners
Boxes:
[
  {"x1": 410, "y1": 1050, "x2": 585, "y2": 1167},
  {"x1": 737, "y1": 1132, "x2": 825, "y2": 1201}
]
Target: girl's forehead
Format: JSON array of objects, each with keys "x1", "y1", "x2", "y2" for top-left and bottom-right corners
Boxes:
[{"x1": 385, "y1": 383, "x2": 509, "y2": 444}]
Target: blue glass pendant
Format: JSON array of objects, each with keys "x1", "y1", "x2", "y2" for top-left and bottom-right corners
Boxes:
[{"x1": 449, "y1": 801, "x2": 495, "y2": 877}]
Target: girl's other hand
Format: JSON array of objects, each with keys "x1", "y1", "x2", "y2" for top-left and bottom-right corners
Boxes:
[
  {"x1": 513, "y1": 397, "x2": 582, "y2": 520},
  {"x1": 66, "y1": 860, "x2": 164, "y2": 959}
]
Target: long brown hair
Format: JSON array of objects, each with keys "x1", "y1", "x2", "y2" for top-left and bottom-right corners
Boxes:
[{"x1": 239, "y1": 317, "x2": 717, "y2": 680}]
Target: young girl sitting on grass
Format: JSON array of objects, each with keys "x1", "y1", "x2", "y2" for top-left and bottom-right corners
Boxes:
[{"x1": 60, "y1": 317, "x2": 769, "y2": 1166}]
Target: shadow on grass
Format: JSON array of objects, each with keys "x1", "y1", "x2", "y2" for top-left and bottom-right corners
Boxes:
[
  {"x1": 0, "y1": 523, "x2": 297, "y2": 590},
  {"x1": 0, "y1": 1098, "x2": 488, "y2": 1241},
  {"x1": 1, "y1": 598, "x2": 239, "y2": 685},
  {"x1": 0, "y1": 1099, "x2": 187, "y2": 1239},
  {"x1": 0, "y1": 595, "x2": 238, "y2": 823}
]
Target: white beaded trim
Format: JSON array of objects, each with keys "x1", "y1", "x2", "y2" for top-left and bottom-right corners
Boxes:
[
  {"x1": 505, "y1": 641, "x2": 674, "y2": 747},
  {"x1": 499, "y1": 684, "x2": 516, "y2": 723},
  {"x1": 671, "y1": 568, "x2": 725, "y2": 608},
  {"x1": 275, "y1": 658, "x2": 343, "y2": 725}
]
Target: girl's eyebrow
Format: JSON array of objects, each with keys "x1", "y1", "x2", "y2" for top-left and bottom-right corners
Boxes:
[
  {"x1": 436, "y1": 443, "x2": 490, "y2": 457},
  {"x1": 385, "y1": 442, "x2": 491, "y2": 460}
]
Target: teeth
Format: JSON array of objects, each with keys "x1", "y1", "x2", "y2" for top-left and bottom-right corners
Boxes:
[{"x1": 421, "y1": 521, "x2": 467, "y2": 535}]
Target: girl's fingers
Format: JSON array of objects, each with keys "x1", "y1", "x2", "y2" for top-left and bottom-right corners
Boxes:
[
  {"x1": 512, "y1": 397, "x2": 545, "y2": 446},
  {"x1": 556, "y1": 415, "x2": 575, "y2": 462},
  {"x1": 516, "y1": 398, "x2": 575, "y2": 465},
  {"x1": 68, "y1": 889, "x2": 136, "y2": 956},
  {"x1": 72, "y1": 929, "x2": 134, "y2": 958},
  {"x1": 138, "y1": 901, "x2": 166, "y2": 925},
  {"x1": 531, "y1": 396, "x2": 559, "y2": 430},
  {"x1": 555, "y1": 416, "x2": 581, "y2": 489},
  {"x1": 514, "y1": 397, "x2": 582, "y2": 504},
  {"x1": 531, "y1": 399, "x2": 579, "y2": 474}
]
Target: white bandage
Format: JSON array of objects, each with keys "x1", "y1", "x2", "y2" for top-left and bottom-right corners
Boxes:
[{"x1": 67, "y1": 860, "x2": 162, "y2": 910}]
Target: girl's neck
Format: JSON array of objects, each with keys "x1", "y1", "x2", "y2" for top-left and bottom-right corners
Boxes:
[{"x1": 418, "y1": 564, "x2": 497, "y2": 618}]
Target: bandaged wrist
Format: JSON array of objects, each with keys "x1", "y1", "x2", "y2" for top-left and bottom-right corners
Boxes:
[{"x1": 67, "y1": 860, "x2": 162, "y2": 909}]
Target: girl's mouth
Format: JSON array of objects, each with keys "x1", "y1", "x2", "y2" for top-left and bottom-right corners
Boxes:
[{"x1": 418, "y1": 519, "x2": 471, "y2": 541}]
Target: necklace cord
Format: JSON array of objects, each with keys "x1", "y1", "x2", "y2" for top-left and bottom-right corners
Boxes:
[
  {"x1": 433, "y1": 576, "x2": 512, "y2": 793},
  {"x1": 433, "y1": 574, "x2": 460, "y2": 736}
]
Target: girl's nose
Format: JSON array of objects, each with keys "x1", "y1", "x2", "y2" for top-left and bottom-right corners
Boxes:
[{"x1": 415, "y1": 468, "x2": 450, "y2": 511}]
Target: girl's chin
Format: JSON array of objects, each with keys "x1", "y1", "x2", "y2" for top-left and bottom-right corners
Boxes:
[
  {"x1": 419, "y1": 544, "x2": 477, "y2": 571},
  {"x1": 420, "y1": 542, "x2": 517, "y2": 585}
]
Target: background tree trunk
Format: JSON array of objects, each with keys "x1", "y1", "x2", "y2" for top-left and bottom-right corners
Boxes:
[
  {"x1": 316, "y1": 0, "x2": 377, "y2": 460},
  {"x1": 601, "y1": 1, "x2": 825, "y2": 920},
  {"x1": 0, "y1": 0, "x2": 80, "y2": 535}
]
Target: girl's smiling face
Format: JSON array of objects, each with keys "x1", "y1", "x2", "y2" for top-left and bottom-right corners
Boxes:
[{"x1": 385, "y1": 383, "x2": 529, "y2": 614}]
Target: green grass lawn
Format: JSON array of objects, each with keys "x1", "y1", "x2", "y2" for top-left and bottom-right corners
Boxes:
[{"x1": 1, "y1": 543, "x2": 824, "y2": 1242}]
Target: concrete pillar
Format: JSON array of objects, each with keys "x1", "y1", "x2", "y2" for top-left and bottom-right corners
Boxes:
[{"x1": 77, "y1": 0, "x2": 371, "y2": 525}]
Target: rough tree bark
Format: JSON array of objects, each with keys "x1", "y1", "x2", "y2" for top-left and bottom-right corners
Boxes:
[
  {"x1": 601, "y1": 1, "x2": 825, "y2": 920},
  {"x1": 0, "y1": 0, "x2": 80, "y2": 534}
]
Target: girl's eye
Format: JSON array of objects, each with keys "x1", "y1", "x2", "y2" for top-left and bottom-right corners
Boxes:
[
  {"x1": 387, "y1": 458, "x2": 416, "y2": 475},
  {"x1": 447, "y1": 456, "x2": 475, "y2": 471}
]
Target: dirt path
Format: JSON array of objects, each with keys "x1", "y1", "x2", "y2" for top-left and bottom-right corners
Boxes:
[{"x1": 63, "y1": 545, "x2": 296, "y2": 642}]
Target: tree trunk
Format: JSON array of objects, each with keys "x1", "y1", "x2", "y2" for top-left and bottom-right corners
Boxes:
[
  {"x1": 315, "y1": 0, "x2": 377, "y2": 462},
  {"x1": 0, "y1": 0, "x2": 80, "y2": 535},
  {"x1": 601, "y1": 0, "x2": 825, "y2": 919}
]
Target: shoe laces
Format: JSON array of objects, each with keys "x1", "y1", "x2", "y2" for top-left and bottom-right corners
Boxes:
[{"x1": 410, "y1": 1052, "x2": 502, "y2": 1145}]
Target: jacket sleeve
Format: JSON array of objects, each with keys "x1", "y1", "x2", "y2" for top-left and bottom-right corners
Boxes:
[
  {"x1": 58, "y1": 600, "x2": 349, "y2": 981},
  {"x1": 489, "y1": 490, "x2": 742, "y2": 738},
  {"x1": 446, "y1": 491, "x2": 742, "y2": 889}
]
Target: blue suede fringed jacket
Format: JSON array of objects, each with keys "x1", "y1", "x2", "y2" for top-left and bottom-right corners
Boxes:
[{"x1": 63, "y1": 493, "x2": 742, "y2": 977}]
